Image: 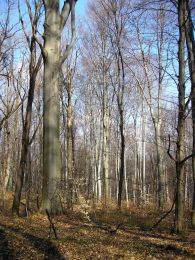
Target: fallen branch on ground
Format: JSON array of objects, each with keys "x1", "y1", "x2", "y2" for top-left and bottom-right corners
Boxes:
[
  {"x1": 66, "y1": 222, "x2": 122, "y2": 235},
  {"x1": 150, "y1": 196, "x2": 176, "y2": 230}
]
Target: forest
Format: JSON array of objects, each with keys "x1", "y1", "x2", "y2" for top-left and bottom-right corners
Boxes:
[{"x1": 0, "y1": 0, "x2": 195, "y2": 259}]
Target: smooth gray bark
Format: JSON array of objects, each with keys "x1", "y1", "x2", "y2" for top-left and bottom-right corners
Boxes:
[{"x1": 40, "y1": 0, "x2": 76, "y2": 214}]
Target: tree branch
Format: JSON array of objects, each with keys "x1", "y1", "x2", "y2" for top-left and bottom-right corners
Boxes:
[
  {"x1": 33, "y1": 53, "x2": 42, "y2": 78},
  {"x1": 26, "y1": 0, "x2": 34, "y2": 27},
  {"x1": 167, "y1": 134, "x2": 177, "y2": 162},
  {"x1": 151, "y1": 194, "x2": 176, "y2": 230},
  {"x1": 60, "y1": 0, "x2": 76, "y2": 66},
  {"x1": 33, "y1": 34, "x2": 47, "y2": 59},
  {"x1": 167, "y1": 134, "x2": 195, "y2": 165},
  {"x1": 60, "y1": 0, "x2": 71, "y2": 31},
  {"x1": 180, "y1": 153, "x2": 195, "y2": 165},
  {"x1": 18, "y1": 0, "x2": 31, "y2": 49},
  {"x1": 29, "y1": 114, "x2": 43, "y2": 145}
]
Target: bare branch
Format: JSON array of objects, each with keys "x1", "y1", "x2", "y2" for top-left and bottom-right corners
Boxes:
[
  {"x1": 151, "y1": 193, "x2": 176, "y2": 230},
  {"x1": 33, "y1": 33, "x2": 47, "y2": 58},
  {"x1": 26, "y1": 0, "x2": 34, "y2": 26},
  {"x1": 0, "y1": 101, "x2": 22, "y2": 131},
  {"x1": 60, "y1": 0, "x2": 76, "y2": 66},
  {"x1": 18, "y1": 0, "x2": 31, "y2": 49},
  {"x1": 60, "y1": 0, "x2": 71, "y2": 31},
  {"x1": 167, "y1": 134, "x2": 177, "y2": 162},
  {"x1": 29, "y1": 114, "x2": 43, "y2": 145},
  {"x1": 33, "y1": 53, "x2": 42, "y2": 78},
  {"x1": 180, "y1": 153, "x2": 195, "y2": 165}
]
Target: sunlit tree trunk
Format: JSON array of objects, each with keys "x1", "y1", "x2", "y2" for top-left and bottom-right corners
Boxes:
[
  {"x1": 40, "y1": 0, "x2": 76, "y2": 214},
  {"x1": 40, "y1": 1, "x2": 62, "y2": 213},
  {"x1": 102, "y1": 82, "x2": 109, "y2": 206},
  {"x1": 101, "y1": 32, "x2": 110, "y2": 206},
  {"x1": 155, "y1": 8, "x2": 166, "y2": 208},
  {"x1": 97, "y1": 140, "x2": 102, "y2": 202},
  {"x1": 3, "y1": 120, "x2": 11, "y2": 206},
  {"x1": 141, "y1": 100, "x2": 146, "y2": 203},
  {"x1": 133, "y1": 116, "x2": 138, "y2": 204},
  {"x1": 134, "y1": 6, "x2": 167, "y2": 209},
  {"x1": 124, "y1": 146, "x2": 129, "y2": 205}
]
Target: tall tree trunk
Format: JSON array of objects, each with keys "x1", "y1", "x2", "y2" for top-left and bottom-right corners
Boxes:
[
  {"x1": 102, "y1": 34, "x2": 109, "y2": 206},
  {"x1": 116, "y1": 44, "x2": 125, "y2": 210},
  {"x1": 156, "y1": 6, "x2": 166, "y2": 209},
  {"x1": 97, "y1": 140, "x2": 102, "y2": 202},
  {"x1": 118, "y1": 102, "x2": 125, "y2": 209},
  {"x1": 66, "y1": 67, "x2": 74, "y2": 210},
  {"x1": 40, "y1": 0, "x2": 76, "y2": 214},
  {"x1": 155, "y1": 121, "x2": 166, "y2": 208},
  {"x1": 124, "y1": 146, "x2": 129, "y2": 205},
  {"x1": 40, "y1": 2, "x2": 61, "y2": 213},
  {"x1": 133, "y1": 117, "x2": 138, "y2": 204},
  {"x1": 184, "y1": 0, "x2": 195, "y2": 228},
  {"x1": 175, "y1": 0, "x2": 186, "y2": 233},
  {"x1": 115, "y1": 135, "x2": 119, "y2": 203},
  {"x1": 12, "y1": 0, "x2": 42, "y2": 215},
  {"x1": 12, "y1": 42, "x2": 41, "y2": 215},
  {"x1": 141, "y1": 101, "x2": 146, "y2": 203},
  {"x1": 3, "y1": 120, "x2": 11, "y2": 206},
  {"x1": 102, "y1": 92, "x2": 109, "y2": 206}
]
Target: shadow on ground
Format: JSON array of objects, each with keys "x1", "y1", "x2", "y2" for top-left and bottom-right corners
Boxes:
[
  {"x1": 0, "y1": 227, "x2": 13, "y2": 260},
  {"x1": 120, "y1": 228, "x2": 195, "y2": 259},
  {"x1": 0, "y1": 224, "x2": 66, "y2": 259}
]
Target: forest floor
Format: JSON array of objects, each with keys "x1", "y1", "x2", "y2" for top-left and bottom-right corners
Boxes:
[{"x1": 0, "y1": 196, "x2": 195, "y2": 259}]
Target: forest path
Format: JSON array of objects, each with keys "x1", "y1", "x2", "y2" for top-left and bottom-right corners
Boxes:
[{"x1": 0, "y1": 212, "x2": 194, "y2": 260}]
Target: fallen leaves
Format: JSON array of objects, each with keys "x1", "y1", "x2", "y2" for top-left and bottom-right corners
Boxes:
[{"x1": 0, "y1": 209, "x2": 194, "y2": 259}]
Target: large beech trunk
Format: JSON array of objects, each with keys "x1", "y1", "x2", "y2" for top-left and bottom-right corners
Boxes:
[
  {"x1": 40, "y1": 3, "x2": 61, "y2": 213},
  {"x1": 39, "y1": 0, "x2": 76, "y2": 214}
]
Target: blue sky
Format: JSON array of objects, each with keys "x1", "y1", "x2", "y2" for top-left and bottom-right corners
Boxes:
[{"x1": 76, "y1": 0, "x2": 88, "y2": 17}]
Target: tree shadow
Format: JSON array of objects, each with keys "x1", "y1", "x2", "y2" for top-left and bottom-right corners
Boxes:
[
  {"x1": 23, "y1": 233, "x2": 66, "y2": 260},
  {"x1": 0, "y1": 224, "x2": 66, "y2": 259},
  {"x1": 122, "y1": 228, "x2": 195, "y2": 244},
  {"x1": 120, "y1": 228, "x2": 195, "y2": 258},
  {"x1": 0, "y1": 227, "x2": 13, "y2": 260}
]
